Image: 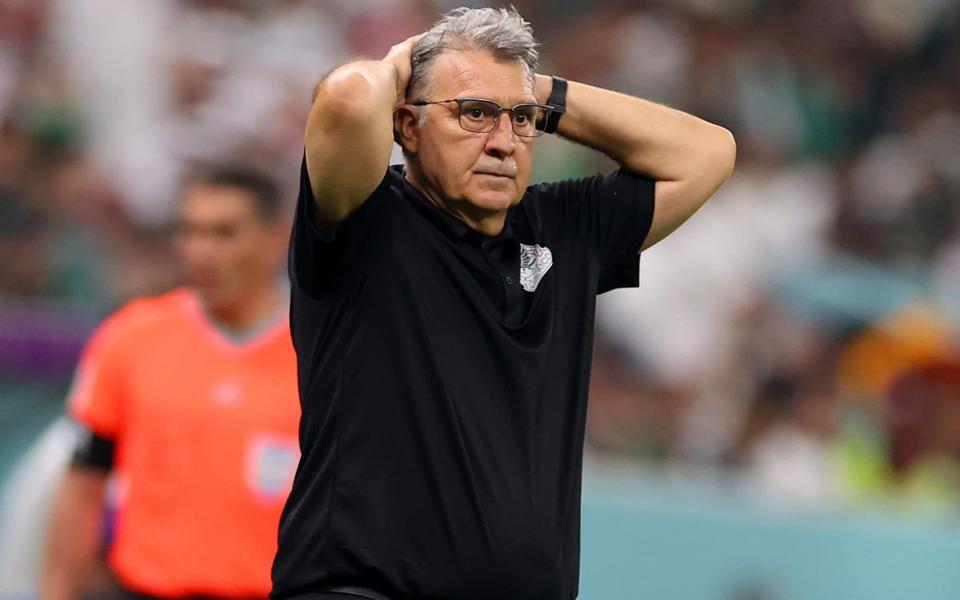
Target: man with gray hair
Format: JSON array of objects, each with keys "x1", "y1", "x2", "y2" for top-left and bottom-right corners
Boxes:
[{"x1": 273, "y1": 7, "x2": 735, "y2": 600}]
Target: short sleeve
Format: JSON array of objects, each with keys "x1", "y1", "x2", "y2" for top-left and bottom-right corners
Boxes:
[
  {"x1": 289, "y1": 158, "x2": 392, "y2": 297},
  {"x1": 67, "y1": 314, "x2": 130, "y2": 439},
  {"x1": 529, "y1": 169, "x2": 655, "y2": 293}
]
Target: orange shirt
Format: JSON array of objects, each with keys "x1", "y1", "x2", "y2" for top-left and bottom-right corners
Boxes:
[{"x1": 68, "y1": 288, "x2": 300, "y2": 598}]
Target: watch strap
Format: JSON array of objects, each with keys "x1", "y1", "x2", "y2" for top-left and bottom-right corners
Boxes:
[{"x1": 542, "y1": 76, "x2": 567, "y2": 134}]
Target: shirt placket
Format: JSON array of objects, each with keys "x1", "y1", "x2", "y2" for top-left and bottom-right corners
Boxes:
[{"x1": 481, "y1": 240, "x2": 524, "y2": 325}]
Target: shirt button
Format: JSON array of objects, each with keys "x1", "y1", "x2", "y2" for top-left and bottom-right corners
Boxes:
[{"x1": 505, "y1": 276, "x2": 514, "y2": 286}]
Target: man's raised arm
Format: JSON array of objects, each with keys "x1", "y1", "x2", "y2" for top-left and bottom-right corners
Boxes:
[
  {"x1": 305, "y1": 36, "x2": 420, "y2": 227},
  {"x1": 534, "y1": 75, "x2": 737, "y2": 251}
]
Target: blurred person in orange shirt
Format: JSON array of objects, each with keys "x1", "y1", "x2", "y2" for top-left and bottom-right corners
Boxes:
[{"x1": 41, "y1": 166, "x2": 300, "y2": 600}]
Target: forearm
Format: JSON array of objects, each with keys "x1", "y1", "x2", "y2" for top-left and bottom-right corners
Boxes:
[
  {"x1": 535, "y1": 74, "x2": 733, "y2": 179},
  {"x1": 41, "y1": 468, "x2": 108, "y2": 600},
  {"x1": 536, "y1": 74, "x2": 736, "y2": 249}
]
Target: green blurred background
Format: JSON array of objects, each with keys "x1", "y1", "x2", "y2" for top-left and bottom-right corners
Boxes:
[{"x1": 2, "y1": 1, "x2": 960, "y2": 598}]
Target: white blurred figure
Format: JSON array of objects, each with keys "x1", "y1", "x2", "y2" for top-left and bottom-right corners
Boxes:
[
  {"x1": 736, "y1": 373, "x2": 845, "y2": 508},
  {"x1": 51, "y1": 1, "x2": 345, "y2": 225},
  {"x1": 596, "y1": 162, "x2": 836, "y2": 462},
  {"x1": 0, "y1": 419, "x2": 81, "y2": 599}
]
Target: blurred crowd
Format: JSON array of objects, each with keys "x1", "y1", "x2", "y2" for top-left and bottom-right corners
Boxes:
[{"x1": 2, "y1": 0, "x2": 960, "y2": 517}]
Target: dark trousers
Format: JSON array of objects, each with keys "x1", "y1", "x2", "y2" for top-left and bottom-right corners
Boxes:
[
  {"x1": 123, "y1": 591, "x2": 382, "y2": 600},
  {"x1": 286, "y1": 591, "x2": 391, "y2": 600},
  {"x1": 294, "y1": 595, "x2": 363, "y2": 600},
  {"x1": 120, "y1": 587, "x2": 266, "y2": 600},
  {"x1": 122, "y1": 591, "x2": 389, "y2": 600}
]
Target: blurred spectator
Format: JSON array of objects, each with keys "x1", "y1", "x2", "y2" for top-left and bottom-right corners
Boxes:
[
  {"x1": 887, "y1": 360, "x2": 960, "y2": 517},
  {"x1": 734, "y1": 372, "x2": 844, "y2": 508},
  {"x1": 41, "y1": 164, "x2": 300, "y2": 600}
]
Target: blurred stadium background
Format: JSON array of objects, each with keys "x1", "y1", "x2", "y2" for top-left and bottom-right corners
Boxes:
[{"x1": 2, "y1": 0, "x2": 960, "y2": 599}]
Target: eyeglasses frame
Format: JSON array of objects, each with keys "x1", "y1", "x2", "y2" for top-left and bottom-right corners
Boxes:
[{"x1": 409, "y1": 97, "x2": 555, "y2": 138}]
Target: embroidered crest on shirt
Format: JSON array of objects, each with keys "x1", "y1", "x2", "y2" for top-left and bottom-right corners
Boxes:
[
  {"x1": 246, "y1": 434, "x2": 299, "y2": 503},
  {"x1": 519, "y1": 243, "x2": 553, "y2": 292}
]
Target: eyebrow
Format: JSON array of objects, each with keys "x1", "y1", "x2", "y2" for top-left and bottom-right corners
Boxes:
[{"x1": 456, "y1": 94, "x2": 540, "y2": 105}]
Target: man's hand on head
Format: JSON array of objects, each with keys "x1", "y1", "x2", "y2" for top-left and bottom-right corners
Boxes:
[
  {"x1": 384, "y1": 34, "x2": 423, "y2": 106},
  {"x1": 533, "y1": 74, "x2": 553, "y2": 106}
]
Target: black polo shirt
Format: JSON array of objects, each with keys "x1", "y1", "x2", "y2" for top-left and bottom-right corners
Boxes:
[{"x1": 273, "y1": 163, "x2": 655, "y2": 600}]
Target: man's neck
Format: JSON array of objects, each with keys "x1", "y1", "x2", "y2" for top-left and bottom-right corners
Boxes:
[
  {"x1": 403, "y1": 167, "x2": 507, "y2": 239},
  {"x1": 204, "y1": 283, "x2": 283, "y2": 336}
]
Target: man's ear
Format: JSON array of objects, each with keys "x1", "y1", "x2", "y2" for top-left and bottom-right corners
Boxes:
[{"x1": 394, "y1": 106, "x2": 420, "y2": 154}]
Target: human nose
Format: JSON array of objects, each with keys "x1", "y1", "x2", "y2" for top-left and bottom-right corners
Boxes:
[
  {"x1": 179, "y1": 231, "x2": 215, "y2": 263},
  {"x1": 484, "y1": 111, "x2": 516, "y2": 158}
]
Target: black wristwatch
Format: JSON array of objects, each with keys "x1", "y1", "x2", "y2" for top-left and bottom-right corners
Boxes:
[{"x1": 542, "y1": 76, "x2": 567, "y2": 134}]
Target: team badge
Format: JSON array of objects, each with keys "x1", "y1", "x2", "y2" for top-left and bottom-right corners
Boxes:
[
  {"x1": 245, "y1": 434, "x2": 299, "y2": 503},
  {"x1": 519, "y1": 243, "x2": 553, "y2": 292}
]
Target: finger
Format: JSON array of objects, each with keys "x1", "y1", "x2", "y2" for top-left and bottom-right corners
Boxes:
[{"x1": 386, "y1": 34, "x2": 422, "y2": 59}]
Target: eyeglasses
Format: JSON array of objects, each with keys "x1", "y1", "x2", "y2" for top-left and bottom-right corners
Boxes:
[{"x1": 410, "y1": 97, "x2": 553, "y2": 138}]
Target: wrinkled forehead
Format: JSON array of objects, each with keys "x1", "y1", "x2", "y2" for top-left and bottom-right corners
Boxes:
[{"x1": 428, "y1": 48, "x2": 536, "y2": 105}]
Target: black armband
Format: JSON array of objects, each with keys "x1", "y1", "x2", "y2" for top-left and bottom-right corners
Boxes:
[{"x1": 71, "y1": 425, "x2": 116, "y2": 471}]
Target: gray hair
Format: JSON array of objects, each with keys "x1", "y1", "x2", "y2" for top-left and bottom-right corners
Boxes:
[{"x1": 408, "y1": 6, "x2": 540, "y2": 102}]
